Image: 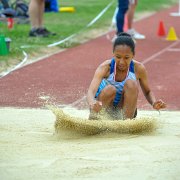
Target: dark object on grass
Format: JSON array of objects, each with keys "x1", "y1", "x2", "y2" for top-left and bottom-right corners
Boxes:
[
  {"x1": 11, "y1": 0, "x2": 29, "y2": 18},
  {"x1": 1, "y1": 8, "x2": 17, "y2": 17},
  {"x1": 0, "y1": 0, "x2": 10, "y2": 9},
  {"x1": 5, "y1": 37, "x2": 11, "y2": 51},
  {"x1": 0, "y1": 0, "x2": 29, "y2": 18},
  {"x1": 45, "y1": 0, "x2": 58, "y2": 12}
]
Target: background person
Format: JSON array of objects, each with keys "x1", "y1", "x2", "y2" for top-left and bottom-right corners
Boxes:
[
  {"x1": 116, "y1": 0, "x2": 129, "y2": 34},
  {"x1": 28, "y1": 0, "x2": 56, "y2": 37},
  {"x1": 126, "y1": 0, "x2": 146, "y2": 39}
]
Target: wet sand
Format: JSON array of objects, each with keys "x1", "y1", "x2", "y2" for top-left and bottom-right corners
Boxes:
[{"x1": 0, "y1": 107, "x2": 180, "y2": 180}]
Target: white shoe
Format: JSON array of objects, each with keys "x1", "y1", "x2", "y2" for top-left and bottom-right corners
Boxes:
[{"x1": 127, "y1": 29, "x2": 146, "y2": 40}]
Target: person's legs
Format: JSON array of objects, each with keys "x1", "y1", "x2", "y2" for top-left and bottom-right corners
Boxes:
[
  {"x1": 39, "y1": 0, "x2": 45, "y2": 28},
  {"x1": 97, "y1": 85, "x2": 116, "y2": 107},
  {"x1": 29, "y1": 0, "x2": 44, "y2": 29},
  {"x1": 89, "y1": 80, "x2": 138, "y2": 120},
  {"x1": 89, "y1": 85, "x2": 116, "y2": 120},
  {"x1": 116, "y1": 0, "x2": 129, "y2": 34},
  {"x1": 121, "y1": 79, "x2": 138, "y2": 119},
  {"x1": 28, "y1": 0, "x2": 46, "y2": 37},
  {"x1": 127, "y1": 0, "x2": 137, "y2": 30},
  {"x1": 29, "y1": 0, "x2": 56, "y2": 37},
  {"x1": 126, "y1": 0, "x2": 146, "y2": 39}
]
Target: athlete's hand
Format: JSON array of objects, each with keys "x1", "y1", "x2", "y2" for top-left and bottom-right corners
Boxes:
[
  {"x1": 90, "y1": 100, "x2": 102, "y2": 113},
  {"x1": 153, "y1": 99, "x2": 166, "y2": 110}
]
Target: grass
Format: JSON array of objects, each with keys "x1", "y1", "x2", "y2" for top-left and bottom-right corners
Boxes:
[{"x1": 0, "y1": 0, "x2": 177, "y2": 70}]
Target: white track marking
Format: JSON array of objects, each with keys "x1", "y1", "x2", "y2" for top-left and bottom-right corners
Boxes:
[
  {"x1": 69, "y1": 95, "x2": 87, "y2": 107},
  {"x1": 0, "y1": 51, "x2": 28, "y2": 78},
  {"x1": 48, "y1": 1, "x2": 114, "y2": 47},
  {"x1": 167, "y1": 48, "x2": 180, "y2": 52},
  {"x1": 142, "y1": 41, "x2": 180, "y2": 64}
]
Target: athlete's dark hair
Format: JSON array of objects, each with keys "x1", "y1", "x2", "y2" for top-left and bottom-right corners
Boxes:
[{"x1": 113, "y1": 32, "x2": 135, "y2": 54}]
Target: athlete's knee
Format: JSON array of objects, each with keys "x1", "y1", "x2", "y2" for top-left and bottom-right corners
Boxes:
[
  {"x1": 101, "y1": 85, "x2": 116, "y2": 98},
  {"x1": 124, "y1": 80, "x2": 138, "y2": 94}
]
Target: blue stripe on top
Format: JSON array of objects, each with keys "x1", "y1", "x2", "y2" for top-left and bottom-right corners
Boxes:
[{"x1": 95, "y1": 58, "x2": 136, "y2": 106}]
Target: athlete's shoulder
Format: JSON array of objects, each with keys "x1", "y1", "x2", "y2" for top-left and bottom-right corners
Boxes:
[
  {"x1": 133, "y1": 60, "x2": 145, "y2": 69},
  {"x1": 133, "y1": 60, "x2": 147, "y2": 78},
  {"x1": 100, "y1": 59, "x2": 111, "y2": 66},
  {"x1": 96, "y1": 59, "x2": 111, "y2": 77},
  {"x1": 98, "y1": 59, "x2": 111, "y2": 70}
]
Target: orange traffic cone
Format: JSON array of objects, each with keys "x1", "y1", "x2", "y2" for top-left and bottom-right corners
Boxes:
[
  {"x1": 166, "y1": 27, "x2": 178, "y2": 41},
  {"x1": 157, "y1": 21, "x2": 166, "y2": 36}
]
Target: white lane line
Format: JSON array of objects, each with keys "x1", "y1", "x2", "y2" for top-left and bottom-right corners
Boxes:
[
  {"x1": 167, "y1": 48, "x2": 180, "y2": 52},
  {"x1": 69, "y1": 95, "x2": 86, "y2": 107},
  {"x1": 48, "y1": 34, "x2": 76, "y2": 47},
  {"x1": 142, "y1": 41, "x2": 180, "y2": 64},
  {"x1": 48, "y1": 0, "x2": 114, "y2": 47},
  {"x1": 0, "y1": 51, "x2": 28, "y2": 78},
  {"x1": 57, "y1": 96, "x2": 86, "y2": 108},
  {"x1": 87, "y1": 1, "x2": 114, "y2": 27}
]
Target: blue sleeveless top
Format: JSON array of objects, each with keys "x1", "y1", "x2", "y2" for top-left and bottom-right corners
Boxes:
[{"x1": 95, "y1": 58, "x2": 136, "y2": 106}]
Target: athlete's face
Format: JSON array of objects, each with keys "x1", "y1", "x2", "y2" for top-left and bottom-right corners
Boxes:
[{"x1": 113, "y1": 45, "x2": 134, "y2": 71}]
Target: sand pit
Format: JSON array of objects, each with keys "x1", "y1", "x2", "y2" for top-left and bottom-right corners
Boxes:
[
  {"x1": 0, "y1": 107, "x2": 180, "y2": 179},
  {"x1": 52, "y1": 107, "x2": 157, "y2": 135}
]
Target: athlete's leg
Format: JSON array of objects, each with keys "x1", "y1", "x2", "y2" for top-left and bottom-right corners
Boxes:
[
  {"x1": 89, "y1": 85, "x2": 116, "y2": 120},
  {"x1": 97, "y1": 85, "x2": 116, "y2": 107},
  {"x1": 122, "y1": 79, "x2": 138, "y2": 119}
]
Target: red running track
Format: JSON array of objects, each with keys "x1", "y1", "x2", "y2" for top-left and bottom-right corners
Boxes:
[{"x1": 0, "y1": 5, "x2": 180, "y2": 110}]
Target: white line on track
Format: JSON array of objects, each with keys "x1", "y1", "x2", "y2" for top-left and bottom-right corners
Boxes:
[
  {"x1": 167, "y1": 48, "x2": 180, "y2": 52},
  {"x1": 48, "y1": 1, "x2": 114, "y2": 47},
  {"x1": 142, "y1": 40, "x2": 180, "y2": 64},
  {"x1": 69, "y1": 95, "x2": 87, "y2": 107},
  {"x1": 0, "y1": 51, "x2": 28, "y2": 78},
  {"x1": 0, "y1": 1, "x2": 115, "y2": 79}
]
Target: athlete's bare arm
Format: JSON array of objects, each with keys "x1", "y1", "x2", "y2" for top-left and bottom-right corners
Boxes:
[
  {"x1": 87, "y1": 60, "x2": 111, "y2": 112},
  {"x1": 135, "y1": 62, "x2": 166, "y2": 110}
]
